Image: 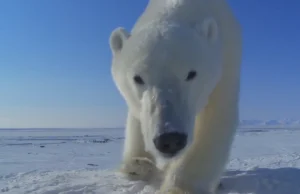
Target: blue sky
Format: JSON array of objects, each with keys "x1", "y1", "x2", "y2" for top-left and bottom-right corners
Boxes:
[{"x1": 0, "y1": 0, "x2": 299, "y2": 128}]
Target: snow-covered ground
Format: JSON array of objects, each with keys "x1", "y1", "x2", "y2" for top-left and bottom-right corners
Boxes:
[{"x1": 1, "y1": 128, "x2": 300, "y2": 194}]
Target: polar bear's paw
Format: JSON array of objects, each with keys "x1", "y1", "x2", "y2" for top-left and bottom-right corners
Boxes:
[
  {"x1": 160, "y1": 187, "x2": 191, "y2": 194},
  {"x1": 120, "y1": 157, "x2": 161, "y2": 182},
  {"x1": 158, "y1": 187, "x2": 213, "y2": 194}
]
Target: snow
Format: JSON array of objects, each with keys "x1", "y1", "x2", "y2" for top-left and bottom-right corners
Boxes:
[{"x1": 1, "y1": 128, "x2": 300, "y2": 194}]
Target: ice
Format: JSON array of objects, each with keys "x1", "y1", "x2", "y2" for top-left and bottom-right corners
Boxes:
[{"x1": 1, "y1": 128, "x2": 300, "y2": 193}]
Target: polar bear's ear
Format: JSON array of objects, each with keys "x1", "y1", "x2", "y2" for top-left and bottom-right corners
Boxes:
[
  {"x1": 196, "y1": 18, "x2": 219, "y2": 42},
  {"x1": 109, "y1": 27, "x2": 130, "y2": 55}
]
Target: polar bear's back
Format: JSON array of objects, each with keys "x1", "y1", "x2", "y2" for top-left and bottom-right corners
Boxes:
[
  {"x1": 131, "y1": 0, "x2": 242, "y2": 69},
  {"x1": 132, "y1": 0, "x2": 240, "y2": 36}
]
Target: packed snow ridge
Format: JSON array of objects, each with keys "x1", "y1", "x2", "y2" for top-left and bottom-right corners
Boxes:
[{"x1": 239, "y1": 118, "x2": 300, "y2": 127}]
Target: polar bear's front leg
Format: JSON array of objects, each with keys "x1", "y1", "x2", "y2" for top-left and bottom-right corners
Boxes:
[
  {"x1": 120, "y1": 112, "x2": 161, "y2": 181},
  {"x1": 160, "y1": 101, "x2": 239, "y2": 194}
]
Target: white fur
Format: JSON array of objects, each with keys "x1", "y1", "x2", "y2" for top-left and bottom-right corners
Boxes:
[{"x1": 109, "y1": 0, "x2": 242, "y2": 193}]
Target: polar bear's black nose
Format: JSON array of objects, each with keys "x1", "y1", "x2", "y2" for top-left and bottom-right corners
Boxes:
[{"x1": 153, "y1": 132, "x2": 187, "y2": 156}]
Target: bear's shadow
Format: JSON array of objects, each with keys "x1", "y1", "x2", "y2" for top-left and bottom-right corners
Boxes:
[{"x1": 219, "y1": 167, "x2": 300, "y2": 194}]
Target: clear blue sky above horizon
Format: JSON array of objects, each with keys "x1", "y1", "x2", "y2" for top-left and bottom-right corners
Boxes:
[{"x1": 0, "y1": 0, "x2": 299, "y2": 128}]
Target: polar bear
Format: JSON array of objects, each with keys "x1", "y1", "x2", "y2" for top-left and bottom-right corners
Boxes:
[{"x1": 109, "y1": 0, "x2": 242, "y2": 193}]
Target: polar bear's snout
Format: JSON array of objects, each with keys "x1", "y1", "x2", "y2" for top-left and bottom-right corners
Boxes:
[
  {"x1": 140, "y1": 88, "x2": 193, "y2": 158},
  {"x1": 153, "y1": 132, "x2": 187, "y2": 157}
]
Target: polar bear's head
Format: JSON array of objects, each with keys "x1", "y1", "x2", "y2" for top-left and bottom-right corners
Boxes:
[{"x1": 109, "y1": 18, "x2": 222, "y2": 159}]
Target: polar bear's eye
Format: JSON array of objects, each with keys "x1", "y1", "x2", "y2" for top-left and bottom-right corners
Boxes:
[
  {"x1": 185, "y1": 71, "x2": 197, "y2": 81},
  {"x1": 133, "y1": 75, "x2": 145, "y2": 85}
]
